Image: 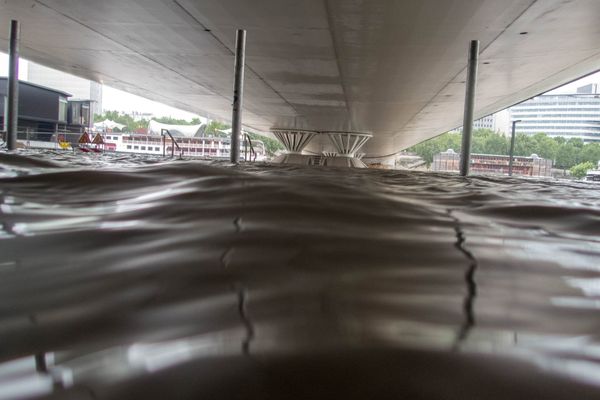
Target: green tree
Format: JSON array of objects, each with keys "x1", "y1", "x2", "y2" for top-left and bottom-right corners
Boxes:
[
  {"x1": 407, "y1": 129, "x2": 600, "y2": 171},
  {"x1": 481, "y1": 133, "x2": 509, "y2": 155},
  {"x1": 568, "y1": 138, "x2": 584, "y2": 149},
  {"x1": 247, "y1": 132, "x2": 284, "y2": 155},
  {"x1": 555, "y1": 143, "x2": 578, "y2": 170},
  {"x1": 204, "y1": 121, "x2": 231, "y2": 137},
  {"x1": 570, "y1": 161, "x2": 595, "y2": 179},
  {"x1": 531, "y1": 133, "x2": 558, "y2": 161},
  {"x1": 153, "y1": 116, "x2": 202, "y2": 126},
  {"x1": 94, "y1": 110, "x2": 146, "y2": 132},
  {"x1": 407, "y1": 131, "x2": 462, "y2": 165},
  {"x1": 580, "y1": 143, "x2": 600, "y2": 165},
  {"x1": 514, "y1": 134, "x2": 537, "y2": 157}
]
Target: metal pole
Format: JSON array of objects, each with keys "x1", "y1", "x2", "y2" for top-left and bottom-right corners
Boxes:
[
  {"x1": 230, "y1": 29, "x2": 246, "y2": 164},
  {"x1": 508, "y1": 120, "x2": 520, "y2": 176},
  {"x1": 459, "y1": 40, "x2": 480, "y2": 176},
  {"x1": 7, "y1": 20, "x2": 20, "y2": 150}
]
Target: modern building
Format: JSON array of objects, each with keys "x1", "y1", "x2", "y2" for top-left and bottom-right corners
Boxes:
[
  {"x1": 509, "y1": 85, "x2": 600, "y2": 143},
  {"x1": 26, "y1": 62, "x2": 102, "y2": 116},
  {"x1": 432, "y1": 149, "x2": 553, "y2": 177},
  {"x1": 451, "y1": 110, "x2": 511, "y2": 135},
  {"x1": 473, "y1": 115, "x2": 496, "y2": 130},
  {"x1": 0, "y1": 78, "x2": 93, "y2": 142}
]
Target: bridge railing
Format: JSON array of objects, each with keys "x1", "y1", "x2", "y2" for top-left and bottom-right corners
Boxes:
[
  {"x1": 161, "y1": 129, "x2": 183, "y2": 159},
  {"x1": 243, "y1": 133, "x2": 257, "y2": 162}
]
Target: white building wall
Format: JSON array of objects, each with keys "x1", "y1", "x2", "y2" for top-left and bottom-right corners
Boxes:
[{"x1": 509, "y1": 91, "x2": 600, "y2": 143}]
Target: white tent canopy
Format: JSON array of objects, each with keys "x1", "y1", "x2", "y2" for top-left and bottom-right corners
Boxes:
[
  {"x1": 94, "y1": 119, "x2": 126, "y2": 131},
  {"x1": 148, "y1": 120, "x2": 203, "y2": 137}
]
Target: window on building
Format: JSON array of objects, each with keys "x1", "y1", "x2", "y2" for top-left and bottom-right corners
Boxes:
[
  {"x1": 134, "y1": 146, "x2": 139, "y2": 150},
  {"x1": 141, "y1": 146, "x2": 146, "y2": 150},
  {"x1": 58, "y1": 98, "x2": 68, "y2": 122},
  {"x1": 127, "y1": 145, "x2": 132, "y2": 149},
  {"x1": 81, "y1": 103, "x2": 90, "y2": 126}
]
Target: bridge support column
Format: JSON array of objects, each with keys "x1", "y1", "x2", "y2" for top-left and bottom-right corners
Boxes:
[
  {"x1": 460, "y1": 40, "x2": 480, "y2": 177},
  {"x1": 6, "y1": 20, "x2": 20, "y2": 151},
  {"x1": 271, "y1": 129, "x2": 319, "y2": 154},
  {"x1": 230, "y1": 29, "x2": 246, "y2": 164},
  {"x1": 325, "y1": 132, "x2": 372, "y2": 158}
]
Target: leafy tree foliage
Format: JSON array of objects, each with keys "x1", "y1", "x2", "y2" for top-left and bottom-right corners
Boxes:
[
  {"x1": 570, "y1": 161, "x2": 596, "y2": 179},
  {"x1": 95, "y1": 111, "x2": 203, "y2": 132},
  {"x1": 94, "y1": 110, "x2": 145, "y2": 132},
  {"x1": 247, "y1": 132, "x2": 284, "y2": 155},
  {"x1": 153, "y1": 116, "x2": 202, "y2": 126},
  {"x1": 202, "y1": 121, "x2": 231, "y2": 137},
  {"x1": 408, "y1": 129, "x2": 600, "y2": 170}
]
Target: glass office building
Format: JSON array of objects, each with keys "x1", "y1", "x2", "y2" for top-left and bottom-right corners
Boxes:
[{"x1": 510, "y1": 85, "x2": 600, "y2": 143}]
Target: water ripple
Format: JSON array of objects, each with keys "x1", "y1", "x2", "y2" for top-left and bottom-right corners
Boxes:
[{"x1": 0, "y1": 150, "x2": 599, "y2": 399}]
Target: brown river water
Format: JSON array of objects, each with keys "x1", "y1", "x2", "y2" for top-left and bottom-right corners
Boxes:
[{"x1": 1, "y1": 150, "x2": 600, "y2": 399}]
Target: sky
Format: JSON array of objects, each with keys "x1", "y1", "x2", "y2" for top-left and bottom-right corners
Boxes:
[
  {"x1": 0, "y1": 53, "x2": 201, "y2": 120},
  {"x1": 546, "y1": 70, "x2": 600, "y2": 94},
  {"x1": 101, "y1": 86, "x2": 202, "y2": 120},
  {"x1": 2, "y1": 52, "x2": 600, "y2": 118}
]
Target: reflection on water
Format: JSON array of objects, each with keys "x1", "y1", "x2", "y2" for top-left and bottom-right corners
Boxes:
[{"x1": 1, "y1": 150, "x2": 600, "y2": 399}]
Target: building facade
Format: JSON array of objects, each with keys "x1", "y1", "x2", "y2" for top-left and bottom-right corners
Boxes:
[
  {"x1": 432, "y1": 149, "x2": 553, "y2": 177},
  {"x1": 510, "y1": 85, "x2": 600, "y2": 143},
  {"x1": 1, "y1": 78, "x2": 93, "y2": 142},
  {"x1": 451, "y1": 110, "x2": 511, "y2": 135}
]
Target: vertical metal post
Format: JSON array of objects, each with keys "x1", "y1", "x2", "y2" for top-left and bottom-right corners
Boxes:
[
  {"x1": 460, "y1": 40, "x2": 480, "y2": 176},
  {"x1": 230, "y1": 29, "x2": 246, "y2": 164},
  {"x1": 7, "y1": 20, "x2": 20, "y2": 150},
  {"x1": 508, "y1": 120, "x2": 520, "y2": 176}
]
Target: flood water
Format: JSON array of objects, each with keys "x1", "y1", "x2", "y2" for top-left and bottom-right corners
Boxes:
[{"x1": 1, "y1": 150, "x2": 600, "y2": 399}]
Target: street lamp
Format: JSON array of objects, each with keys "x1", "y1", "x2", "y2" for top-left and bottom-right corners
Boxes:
[{"x1": 508, "y1": 120, "x2": 521, "y2": 176}]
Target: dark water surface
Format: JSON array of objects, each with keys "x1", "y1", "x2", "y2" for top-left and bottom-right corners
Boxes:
[{"x1": 1, "y1": 150, "x2": 600, "y2": 399}]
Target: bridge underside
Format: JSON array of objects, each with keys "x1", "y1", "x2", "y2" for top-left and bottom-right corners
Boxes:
[{"x1": 1, "y1": 0, "x2": 600, "y2": 157}]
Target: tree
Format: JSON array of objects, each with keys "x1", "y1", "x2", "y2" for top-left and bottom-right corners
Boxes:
[
  {"x1": 94, "y1": 110, "x2": 145, "y2": 132},
  {"x1": 480, "y1": 133, "x2": 508, "y2": 155},
  {"x1": 407, "y1": 129, "x2": 599, "y2": 171},
  {"x1": 153, "y1": 116, "x2": 202, "y2": 126},
  {"x1": 514, "y1": 134, "x2": 537, "y2": 157},
  {"x1": 532, "y1": 133, "x2": 558, "y2": 161},
  {"x1": 247, "y1": 132, "x2": 284, "y2": 155},
  {"x1": 407, "y1": 131, "x2": 462, "y2": 165},
  {"x1": 569, "y1": 161, "x2": 595, "y2": 179},
  {"x1": 555, "y1": 143, "x2": 578, "y2": 170},
  {"x1": 204, "y1": 121, "x2": 231, "y2": 137},
  {"x1": 580, "y1": 143, "x2": 600, "y2": 165}
]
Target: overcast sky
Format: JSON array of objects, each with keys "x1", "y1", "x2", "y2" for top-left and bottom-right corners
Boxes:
[
  {"x1": 2, "y1": 53, "x2": 600, "y2": 118},
  {"x1": 101, "y1": 86, "x2": 202, "y2": 120},
  {"x1": 0, "y1": 53, "x2": 201, "y2": 120}
]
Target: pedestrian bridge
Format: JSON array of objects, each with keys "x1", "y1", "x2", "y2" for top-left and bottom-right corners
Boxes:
[{"x1": 1, "y1": 0, "x2": 599, "y2": 157}]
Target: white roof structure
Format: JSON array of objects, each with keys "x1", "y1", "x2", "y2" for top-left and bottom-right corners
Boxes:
[
  {"x1": 3, "y1": 1, "x2": 600, "y2": 157},
  {"x1": 94, "y1": 119, "x2": 126, "y2": 131},
  {"x1": 147, "y1": 120, "x2": 203, "y2": 137}
]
